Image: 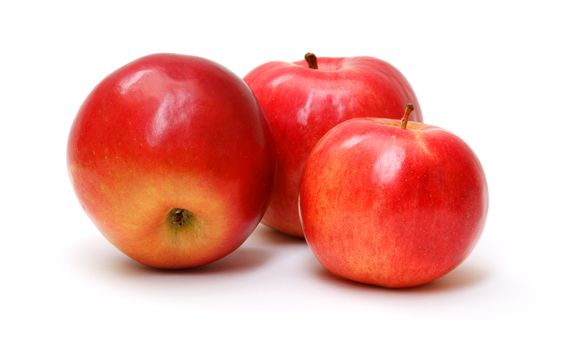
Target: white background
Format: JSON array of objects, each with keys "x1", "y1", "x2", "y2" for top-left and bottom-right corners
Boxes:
[{"x1": 1, "y1": 1, "x2": 568, "y2": 349}]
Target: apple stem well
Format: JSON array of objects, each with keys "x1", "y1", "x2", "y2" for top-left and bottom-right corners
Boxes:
[
  {"x1": 167, "y1": 208, "x2": 193, "y2": 229},
  {"x1": 305, "y1": 52, "x2": 318, "y2": 69},
  {"x1": 401, "y1": 104, "x2": 415, "y2": 129}
]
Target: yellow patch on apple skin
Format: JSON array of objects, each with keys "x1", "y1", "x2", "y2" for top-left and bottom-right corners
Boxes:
[
  {"x1": 414, "y1": 133, "x2": 433, "y2": 156},
  {"x1": 361, "y1": 117, "x2": 435, "y2": 156},
  {"x1": 69, "y1": 162, "x2": 238, "y2": 268},
  {"x1": 364, "y1": 117, "x2": 428, "y2": 131}
]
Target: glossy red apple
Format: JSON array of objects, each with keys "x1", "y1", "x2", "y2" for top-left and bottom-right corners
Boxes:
[
  {"x1": 245, "y1": 53, "x2": 423, "y2": 237},
  {"x1": 68, "y1": 53, "x2": 274, "y2": 269},
  {"x1": 299, "y1": 105, "x2": 488, "y2": 287}
]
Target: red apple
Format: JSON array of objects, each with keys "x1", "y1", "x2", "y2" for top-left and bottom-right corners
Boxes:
[
  {"x1": 68, "y1": 53, "x2": 274, "y2": 269},
  {"x1": 299, "y1": 105, "x2": 488, "y2": 288},
  {"x1": 245, "y1": 53, "x2": 423, "y2": 237}
]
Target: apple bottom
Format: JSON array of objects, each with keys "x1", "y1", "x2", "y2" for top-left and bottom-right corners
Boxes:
[
  {"x1": 308, "y1": 230, "x2": 476, "y2": 289},
  {"x1": 302, "y1": 189, "x2": 484, "y2": 288},
  {"x1": 301, "y1": 177, "x2": 484, "y2": 288},
  {"x1": 302, "y1": 212, "x2": 480, "y2": 288},
  {"x1": 70, "y1": 164, "x2": 259, "y2": 269}
]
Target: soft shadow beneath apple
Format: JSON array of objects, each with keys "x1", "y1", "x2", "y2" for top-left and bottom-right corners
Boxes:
[
  {"x1": 252, "y1": 224, "x2": 307, "y2": 246},
  {"x1": 312, "y1": 260, "x2": 491, "y2": 294},
  {"x1": 74, "y1": 236, "x2": 273, "y2": 277},
  {"x1": 413, "y1": 263, "x2": 491, "y2": 293}
]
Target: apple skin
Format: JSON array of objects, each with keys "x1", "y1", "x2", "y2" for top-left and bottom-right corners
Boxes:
[
  {"x1": 245, "y1": 55, "x2": 422, "y2": 237},
  {"x1": 68, "y1": 54, "x2": 275, "y2": 269},
  {"x1": 299, "y1": 117, "x2": 488, "y2": 288}
]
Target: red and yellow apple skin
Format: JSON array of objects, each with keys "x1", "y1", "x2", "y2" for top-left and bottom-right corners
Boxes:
[
  {"x1": 245, "y1": 55, "x2": 423, "y2": 237},
  {"x1": 68, "y1": 54, "x2": 275, "y2": 269},
  {"x1": 299, "y1": 116, "x2": 488, "y2": 288}
]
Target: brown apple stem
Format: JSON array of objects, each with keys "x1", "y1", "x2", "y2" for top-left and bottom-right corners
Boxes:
[
  {"x1": 401, "y1": 104, "x2": 415, "y2": 129},
  {"x1": 168, "y1": 208, "x2": 193, "y2": 228},
  {"x1": 305, "y1": 52, "x2": 318, "y2": 69}
]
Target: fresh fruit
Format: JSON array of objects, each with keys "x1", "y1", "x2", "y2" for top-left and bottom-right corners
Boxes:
[
  {"x1": 299, "y1": 105, "x2": 488, "y2": 287},
  {"x1": 68, "y1": 53, "x2": 275, "y2": 269},
  {"x1": 245, "y1": 53, "x2": 422, "y2": 237}
]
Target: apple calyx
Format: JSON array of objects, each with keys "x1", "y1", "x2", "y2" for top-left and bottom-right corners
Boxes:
[
  {"x1": 304, "y1": 52, "x2": 318, "y2": 69},
  {"x1": 401, "y1": 103, "x2": 415, "y2": 129},
  {"x1": 168, "y1": 208, "x2": 193, "y2": 229}
]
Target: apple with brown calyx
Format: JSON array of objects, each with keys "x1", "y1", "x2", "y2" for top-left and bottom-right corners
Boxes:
[{"x1": 68, "y1": 53, "x2": 275, "y2": 269}]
